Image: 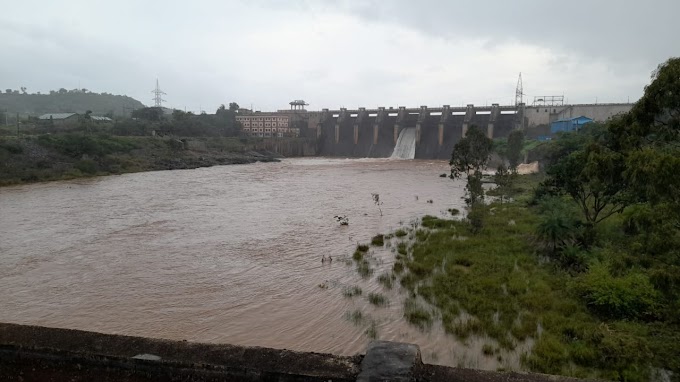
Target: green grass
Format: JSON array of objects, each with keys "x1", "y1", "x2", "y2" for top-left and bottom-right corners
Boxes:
[
  {"x1": 368, "y1": 173, "x2": 679, "y2": 380},
  {"x1": 403, "y1": 297, "x2": 433, "y2": 330},
  {"x1": 345, "y1": 309, "x2": 364, "y2": 325},
  {"x1": 357, "y1": 259, "x2": 373, "y2": 279},
  {"x1": 377, "y1": 272, "x2": 396, "y2": 289},
  {"x1": 365, "y1": 320, "x2": 378, "y2": 339},
  {"x1": 367, "y1": 292, "x2": 389, "y2": 307},
  {"x1": 342, "y1": 286, "x2": 362, "y2": 298},
  {"x1": 395, "y1": 229, "x2": 408, "y2": 237},
  {"x1": 371, "y1": 234, "x2": 385, "y2": 246},
  {"x1": 397, "y1": 242, "x2": 408, "y2": 256}
]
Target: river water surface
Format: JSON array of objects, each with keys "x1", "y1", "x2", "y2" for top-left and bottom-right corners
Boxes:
[{"x1": 1, "y1": 158, "x2": 520, "y2": 369}]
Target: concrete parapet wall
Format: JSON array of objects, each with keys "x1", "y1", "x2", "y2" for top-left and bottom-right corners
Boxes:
[{"x1": 0, "y1": 323, "x2": 588, "y2": 382}]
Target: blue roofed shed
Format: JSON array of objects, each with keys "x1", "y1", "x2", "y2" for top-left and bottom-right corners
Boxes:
[{"x1": 551, "y1": 116, "x2": 593, "y2": 134}]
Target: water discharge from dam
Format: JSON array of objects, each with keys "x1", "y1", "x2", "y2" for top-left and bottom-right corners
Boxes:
[
  {"x1": 390, "y1": 128, "x2": 417, "y2": 159},
  {"x1": 0, "y1": 158, "x2": 524, "y2": 370}
]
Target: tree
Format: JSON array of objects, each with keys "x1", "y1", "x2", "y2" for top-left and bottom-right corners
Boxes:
[
  {"x1": 20, "y1": 87, "x2": 27, "y2": 94},
  {"x1": 542, "y1": 141, "x2": 629, "y2": 245},
  {"x1": 229, "y1": 102, "x2": 239, "y2": 112},
  {"x1": 493, "y1": 164, "x2": 512, "y2": 204},
  {"x1": 449, "y1": 125, "x2": 494, "y2": 179},
  {"x1": 507, "y1": 130, "x2": 525, "y2": 172},
  {"x1": 58, "y1": 88, "x2": 67, "y2": 94},
  {"x1": 132, "y1": 107, "x2": 163, "y2": 121},
  {"x1": 464, "y1": 170, "x2": 485, "y2": 207},
  {"x1": 5, "y1": 89, "x2": 11, "y2": 94}
]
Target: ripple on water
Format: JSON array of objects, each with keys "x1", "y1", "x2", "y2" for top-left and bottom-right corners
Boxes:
[{"x1": 0, "y1": 158, "x2": 509, "y2": 368}]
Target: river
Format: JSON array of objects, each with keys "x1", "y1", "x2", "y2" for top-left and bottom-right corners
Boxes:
[{"x1": 0, "y1": 158, "x2": 516, "y2": 369}]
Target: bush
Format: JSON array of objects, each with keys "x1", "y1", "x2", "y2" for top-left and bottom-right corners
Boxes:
[
  {"x1": 357, "y1": 260, "x2": 373, "y2": 278},
  {"x1": 377, "y1": 272, "x2": 396, "y2": 289},
  {"x1": 371, "y1": 234, "x2": 384, "y2": 246},
  {"x1": 75, "y1": 159, "x2": 98, "y2": 174},
  {"x1": 342, "y1": 286, "x2": 362, "y2": 298},
  {"x1": 404, "y1": 298, "x2": 432, "y2": 330},
  {"x1": 467, "y1": 206, "x2": 485, "y2": 234},
  {"x1": 352, "y1": 250, "x2": 364, "y2": 261},
  {"x1": 574, "y1": 262, "x2": 660, "y2": 320},
  {"x1": 395, "y1": 229, "x2": 407, "y2": 237},
  {"x1": 368, "y1": 293, "x2": 388, "y2": 307}
]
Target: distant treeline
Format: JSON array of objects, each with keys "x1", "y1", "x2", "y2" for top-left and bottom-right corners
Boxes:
[{"x1": 0, "y1": 88, "x2": 145, "y2": 116}]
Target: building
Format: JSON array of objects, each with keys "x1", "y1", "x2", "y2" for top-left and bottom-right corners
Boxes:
[
  {"x1": 237, "y1": 112, "x2": 300, "y2": 138},
  {"x1": 550, "y1": 116, "x2": 593, "y2": 134},
  {"x1": 38, "y1": 113, "x2": 79, "y2": 126}
]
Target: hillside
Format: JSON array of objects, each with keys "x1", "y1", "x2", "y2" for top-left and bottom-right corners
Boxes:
[{"x1": 0, "y1": 91, "x2": 145, "y2": 117}]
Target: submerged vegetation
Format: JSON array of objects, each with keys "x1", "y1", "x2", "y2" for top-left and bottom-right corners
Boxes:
[{"x1": 344, "y1": 58, "x2": 680, "y2": 381}]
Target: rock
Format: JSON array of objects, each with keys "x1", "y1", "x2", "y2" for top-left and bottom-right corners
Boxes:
[
  {"x1": 508, "y1": 220, "x2": 516, "y2": 226},
  {"x1": 357, "y1": 341, "x2": 422, "y2": 382},
  {"x1": 132, "y1": 353, "x2": 162, "y2": 361}
]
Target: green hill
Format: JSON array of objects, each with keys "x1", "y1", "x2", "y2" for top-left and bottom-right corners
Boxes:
[{"x1": 0, "y1": 90, "x2": 145, "y2": 117}]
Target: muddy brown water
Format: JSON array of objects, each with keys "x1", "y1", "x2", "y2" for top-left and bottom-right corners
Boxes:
[{"x1": 0, "y1": 158, "x2": 525, "y2": 370}]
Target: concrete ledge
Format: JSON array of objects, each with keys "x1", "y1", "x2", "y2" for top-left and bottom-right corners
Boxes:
[
  {"x1": 0, "y1": 323, "x2": 360, "y2": 381},
  {"x1": 0, "y1": 323, "x2": 587, "y2": 382}
]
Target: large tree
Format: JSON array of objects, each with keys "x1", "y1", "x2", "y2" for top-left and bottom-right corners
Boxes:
[
  {"x1": 506, "y1": 129, "x2": 525, "y2": 172},
  {"x1": 450, "y1": 125, "x2": 493, "y2": 179}
]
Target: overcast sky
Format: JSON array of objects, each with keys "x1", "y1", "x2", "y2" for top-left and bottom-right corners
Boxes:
[{"x1": 1, "y1": 0, "x2": 678, "y2": 112}]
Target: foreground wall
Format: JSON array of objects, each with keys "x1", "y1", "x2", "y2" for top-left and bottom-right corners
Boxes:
[{"x1": 0, "y1": 323, "x2": 585, "y2": 382}]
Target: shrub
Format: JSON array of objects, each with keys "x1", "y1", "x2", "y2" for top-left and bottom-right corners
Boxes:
[
  {"x1": 365, "y1": 320, "x2": 378, "y2": 339},
  {"x1": 404, "y1": 298, "x2": 432, "y2": 330},
  {"x1": 75, "y1": 159, "x2": 98, "y2": 174},
  {"x1": 345, "y1": 309, "x2": 364, "y2": 325},
  {"x1": 368, "y1": 293, "x2": 388, "y2": 307},
  {"x1": 356, "y1": 244, "x2": 369, "y2": 252},
  {"x1": 357, "y1": 260, "x2": 373, "y2": 278},
  {"x1": 574, "y1": 262, "x2": 660, "y2": 320},
  {"x1": 342, "y1": 286, "x2": 362, "y2": 298},
  {"x1": 377, "y1": 272, "x2": 396, "y2": 289},
  {"x1": 393, "y1": 261, "x2": 404, "y2": 274},
  {"x1": 395, "y1": 229, "x2": 407, "y2": 237},
  {"x1": 352, "y1": 250, "x2": 364, "y2": 261},
  {"x1": 371, "y1": 234, "x2": 384, "y2": 246}
]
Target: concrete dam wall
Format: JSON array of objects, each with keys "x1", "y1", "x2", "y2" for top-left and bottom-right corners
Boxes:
[{"x1": 316, "y1": 105, "x2": 520, "y2": 159}]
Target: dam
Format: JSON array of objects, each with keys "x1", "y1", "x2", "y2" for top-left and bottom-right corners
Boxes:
[
  {"x1": 300, "y1": 102, "x2": 632, "y2": 159},
  {"x1": 315, "y1": 104, "x2": 521, "y2": 159}
]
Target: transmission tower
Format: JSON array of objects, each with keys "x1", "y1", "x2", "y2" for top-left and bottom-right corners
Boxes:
[
  {"x1": 151, "y1": 79, "x2": 166, "y2": 107},
  {"x1": 515, "y1": 72, "x2": 524, "y2": 106}
]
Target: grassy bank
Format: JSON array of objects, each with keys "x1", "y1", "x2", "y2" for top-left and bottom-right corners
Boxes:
[
  {"x1": 350, "y1": 174, "x2": 679, "y2": 381},
  {"x1": 0, "y1": 134, "x2": 283, "y2": 186}
]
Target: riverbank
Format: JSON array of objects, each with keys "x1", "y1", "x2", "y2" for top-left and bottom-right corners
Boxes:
[
  {"x1": 347, "y1": 174, "x2": 679, "y2": 381},
  {"x1": 0, "y1": 134, "x2": 298, "y2": 186}
]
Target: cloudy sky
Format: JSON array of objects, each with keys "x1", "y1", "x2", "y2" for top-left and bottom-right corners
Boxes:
[{"x1": 1, "y1": 0, "x2": 678, "y2": 112}]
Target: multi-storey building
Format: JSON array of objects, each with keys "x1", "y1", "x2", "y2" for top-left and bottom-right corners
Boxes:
[{"x1": 237, "y1": 113, "x2": 300, "y2": 138}]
